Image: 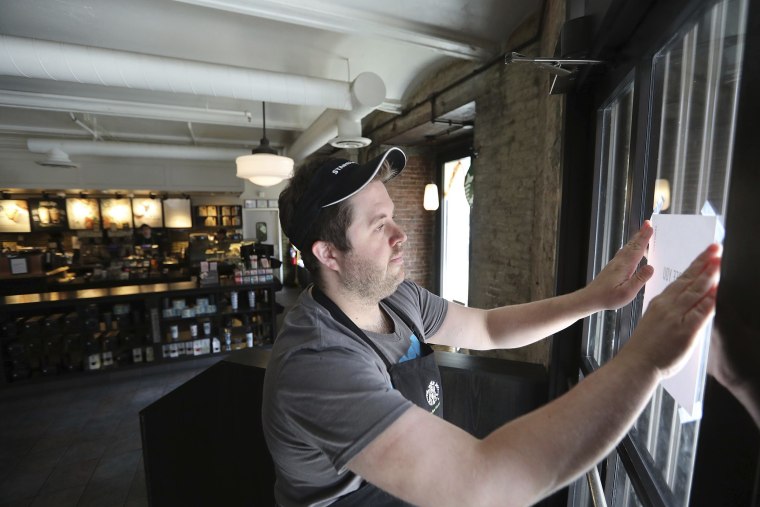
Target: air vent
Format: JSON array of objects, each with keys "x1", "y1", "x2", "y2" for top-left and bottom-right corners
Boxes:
[
  {"x1": 35, "y1": 147, "x2": 79, "y2": 168},
  {"x1": 329, "y1": 136, "x2": 371, "y2": 149}
]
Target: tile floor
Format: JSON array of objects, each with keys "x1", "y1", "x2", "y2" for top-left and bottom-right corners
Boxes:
[
  {"x1": 0, "y1": 363, "x2": 211, "y2": 507},
  {"x1": 0, "y1": 285, "x2": 302, "y2": 507}
]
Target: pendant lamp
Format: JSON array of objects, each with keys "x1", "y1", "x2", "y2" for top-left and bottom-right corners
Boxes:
[
  {"x1": 236, "y1": 103, "x2": 294, "y2": 187},
  {"x1": 423, "y1": 183, "x2": 439, "y2": 211}
]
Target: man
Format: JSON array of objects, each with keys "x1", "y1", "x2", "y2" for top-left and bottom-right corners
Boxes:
[
  {"x1": 263, "y1": 147, "x2": 721, "y2": 506},
  {"x1": 134, "y1": 223, "x2": 155, "y2": 248},
  {"x1": 134, "y1": 223, "x2": 166, "y2": 256}
]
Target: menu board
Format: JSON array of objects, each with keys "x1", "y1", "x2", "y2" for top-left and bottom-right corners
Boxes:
[
  {"x1": 163, "y1": 198, "x2": 192, "y2": 228},
  {"x1": 195, "y1": 205, "x2": 241, "y2": 227},
  {"x1": 0, "y1": 200, "x2": 32, "y2": 233},
  {"x1": 29, "y1": 198, "x2": 68, "y2": 232},
  {"x1": 66, "y1": 198, "x2": 101, "y2": 230},
  {"x1": 100, "y1": 198, "x2": 133, "y2": 230},
  {"x1": 132, "y1": 198, "x2": 163, "y2": 228}
]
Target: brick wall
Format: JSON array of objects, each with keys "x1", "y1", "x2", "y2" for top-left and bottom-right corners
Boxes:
[
  {"x1": 365, "y1": 0, "x2": 565, "y2": 366},
  {"x1": 384, "y1": 151, "x2": 436, "y2": 290}
]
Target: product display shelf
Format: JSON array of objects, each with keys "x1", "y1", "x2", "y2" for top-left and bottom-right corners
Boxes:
[{"x1": 0, "y1": 278, "x2": 282, "y2": 387}]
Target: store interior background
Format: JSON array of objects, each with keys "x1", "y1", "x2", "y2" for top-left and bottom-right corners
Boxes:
[
  {"x1": 0, "y1": 0, "x2": 566, "y2": 366},
  {"x1": 2, "y1": 0, "x2": 760, "y2": 505}
]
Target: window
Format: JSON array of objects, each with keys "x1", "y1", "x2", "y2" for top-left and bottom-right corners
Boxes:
[{"x1": 577, "y1": 0, "x2": 748, "y2": 504}]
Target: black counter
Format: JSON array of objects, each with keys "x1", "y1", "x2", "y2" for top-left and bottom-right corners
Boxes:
[{"x1": 140, "y1": 348, "x2": 548, "y2": 506}]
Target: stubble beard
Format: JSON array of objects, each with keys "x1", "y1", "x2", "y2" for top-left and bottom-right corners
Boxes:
[{"x1": 341, "y1": 247, "x2": 404, "y2": 302}]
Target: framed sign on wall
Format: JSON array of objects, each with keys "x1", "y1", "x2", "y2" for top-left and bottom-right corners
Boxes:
[
  {"x1": 0, "y1": 200, "x2": 32, "y2": 233},
  {"x1": 132, "y1": 198, "x2": 163, "y2": 228},
  {"x1": 101, "y1": 198, "x2": 133, "y2": 230},
  {"x1": 66, "y1": 198, "x2": 101, "y2": 230},
  {"x1": 28, "y1": 198, "x2": 68, "y2": 232}
]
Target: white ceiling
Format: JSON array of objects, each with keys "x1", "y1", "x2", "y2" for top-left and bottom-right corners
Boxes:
[{"x1": 0, "y1": 0, "x2": 538, "y2": 161}]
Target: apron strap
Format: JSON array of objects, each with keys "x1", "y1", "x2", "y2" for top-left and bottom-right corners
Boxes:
[
  {"x1": 312, "y1": 285, "x2": 393, "y2": 369},
  {"x1": 311, "y1": 285, "x2": 426, "y2": 370}
]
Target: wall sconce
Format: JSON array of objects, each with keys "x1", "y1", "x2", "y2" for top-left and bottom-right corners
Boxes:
[
  {"x1": 423, "y1": 183, "x2": 439, "y2": 211},
  {"x1": 149, "y1": 192, "x2": 157, "y2": 200},
  {"x1": 79, "y1": 191, "x2": 88, "y2": 199},
  {"x1": 654, "y1": 178, "x2": 671, "y2": 211}
]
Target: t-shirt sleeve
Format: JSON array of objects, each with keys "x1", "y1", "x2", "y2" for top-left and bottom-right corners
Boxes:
[
  {"x1": 394, "y1": 280, "x2": 448, "y2": 341},
  {"x1": 273, "y1": 345, "x2": 414, "y2": 472}
]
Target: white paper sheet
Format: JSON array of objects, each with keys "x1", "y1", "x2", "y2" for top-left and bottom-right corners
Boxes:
[{"x1": 642, "y1": 214, "x2": 722, "y2": 422}]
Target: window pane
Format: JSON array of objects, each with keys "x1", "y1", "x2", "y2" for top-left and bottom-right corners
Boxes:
[
  {"x1": 586, "y1": 81, "x2": 635, "y2": 366},
  {"x1": 611, "y1": 459, "x2": 643, "y2": 507},
  {"x1": 630, "y1": 0, "x2": 747, "y2": 503}
]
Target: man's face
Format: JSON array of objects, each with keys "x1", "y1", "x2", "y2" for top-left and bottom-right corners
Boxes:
[
  {"x1": 338, "y1": 180, "x2": 407, "y2": 301},
  {"x1": 141, "y1": 227, "x2": 151, "y2": 238}
]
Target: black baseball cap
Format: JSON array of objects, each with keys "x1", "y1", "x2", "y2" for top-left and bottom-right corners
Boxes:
[{"x1": 282, "y1": 147, "x2": 407, "y2": 252}]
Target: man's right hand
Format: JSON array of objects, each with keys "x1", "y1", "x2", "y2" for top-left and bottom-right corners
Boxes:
[{"x1": 620, "y1": 243, "x2": 721, "y2": 379}]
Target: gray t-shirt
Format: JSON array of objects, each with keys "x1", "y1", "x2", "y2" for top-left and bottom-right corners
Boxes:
[{"x1": 262, "y1": 280, "x2": 448, "y2": 507}]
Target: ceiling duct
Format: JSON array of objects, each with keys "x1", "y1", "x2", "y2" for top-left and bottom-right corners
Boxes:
[
  {"x1": 290, "y1": 72, "x2": 385, "y2": 160},
  {"x1": 28, "y1": 139, "x2": 243, "y2": 161},
  {"x1": 3, "y1": 36, "x2": 389, "y2": 161},
  {"x1": 0, "y1": 35, "x2": 354, "y2": 110},
  {"x1": 36, "y1": 147, "x2": 79, "y2": 168},
  {"x1": 330, "y1": 113, "x2": 370, "y2": 149}
]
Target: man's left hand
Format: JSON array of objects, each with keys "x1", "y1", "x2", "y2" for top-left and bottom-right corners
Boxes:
[{"x1": 584, "y1": 221, "x2": 655, "y2": 311}]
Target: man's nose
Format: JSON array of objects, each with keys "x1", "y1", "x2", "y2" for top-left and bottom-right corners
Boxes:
[{"x1": 390, "y1": 222, "x2": 407, "y2": 245}]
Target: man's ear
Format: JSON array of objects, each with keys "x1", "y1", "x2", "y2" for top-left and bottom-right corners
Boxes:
[{"x1": 312, "y1": 240, "x2": 340, "y2": 272}]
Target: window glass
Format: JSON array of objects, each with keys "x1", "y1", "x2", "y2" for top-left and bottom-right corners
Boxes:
[
  {"x1": 586, "y1": 82, "x2": 635, "y2": 366},
  {"x1": 629, "y1": 0, "x2": 746, "y2": 502},
  {"x1": 582, "y1": 0, "x2": 747, "y2": 504}
]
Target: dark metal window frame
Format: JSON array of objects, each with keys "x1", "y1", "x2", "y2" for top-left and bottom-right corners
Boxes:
[{"x1": 556, "y1": 0, "x2": 759, "y2": 505}]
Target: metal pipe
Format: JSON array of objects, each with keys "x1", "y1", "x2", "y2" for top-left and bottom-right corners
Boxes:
[{"x1": 586, "y1": 466, "x2": 609, "y2": 507}]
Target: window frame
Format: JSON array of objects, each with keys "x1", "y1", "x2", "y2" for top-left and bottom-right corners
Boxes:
[{"x1": 556, "y1": 0, "x2": 758, "y2": 505}]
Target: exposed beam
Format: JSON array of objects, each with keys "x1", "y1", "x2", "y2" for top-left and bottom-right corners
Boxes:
[
  {"x1": 0, "y1": 90, "x2": 306, "y2": 130},
  {"x1": 175, "y1": 0, "x2": 491, "y2": 60}
]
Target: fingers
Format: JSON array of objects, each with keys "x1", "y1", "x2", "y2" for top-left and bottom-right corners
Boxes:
[
  {"x1": 617, "y1": 221, "x2": 654, "y2": 265},
  {"x1": 662, "y1": 243, "x2": 722, "y2": 297},
  {"x1": 654, "y1": 244, "x2": 721, "y2": 330},
  {"x1": 628, "y1": 220, "x2": 654, "y2": 251},
  {"x1": 683, "y1": 284, "x2": 718, "y2": 330},
  {"x1": 633, "y1": 264, "x2": 654, "y2": 285}
]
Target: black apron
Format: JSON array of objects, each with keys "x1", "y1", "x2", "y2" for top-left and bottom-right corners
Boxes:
[{"x1": 312, "y1": 287, "x2": 443, "y2": 507}]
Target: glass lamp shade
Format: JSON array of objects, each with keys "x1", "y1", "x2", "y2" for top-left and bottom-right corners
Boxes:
[
  {"x1": 236, "y1": 153, "x2": 294, "y2": 187},
  {"x1": 654, "y1": 178, "x2": 671, "y2": 211},
  {"x1": 423, "y1": 183, "x2": 439, "y2": 211}
]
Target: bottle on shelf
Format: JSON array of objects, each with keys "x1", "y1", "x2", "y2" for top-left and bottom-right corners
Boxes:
[
  {"x1": 223, "y1": 319, "x2": 232, "y2": 352},
  {"x1": 84, "y1": 332, "x2": 101, "y2": 371},
  {"x1": 102, "y1": 331, "x2": 118, "y2": 367},
  {"x1": 243, "y1": 315, "x2": 254, "y2": 348},
  {"x1": 247, "y1": 289, "x2": 256, "y2": 309},
  {"x1": 230, "y1": 290, "x2": 239, "y2": 311},
  {"x1": 63, "y1": 333, "x2": 83, "y2": 371},
  {"x1": 212, "y1": 336, "x2": 221, "y2": 353}
]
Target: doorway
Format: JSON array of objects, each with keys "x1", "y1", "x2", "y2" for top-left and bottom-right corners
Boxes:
[{"x1": 440, "y1": 156, "x2": 471, "y2": 305}]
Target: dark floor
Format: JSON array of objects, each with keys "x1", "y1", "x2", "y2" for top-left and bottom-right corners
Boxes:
[{"x1": 0, "y1": 286, "x2": 302, "y2": 507}]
